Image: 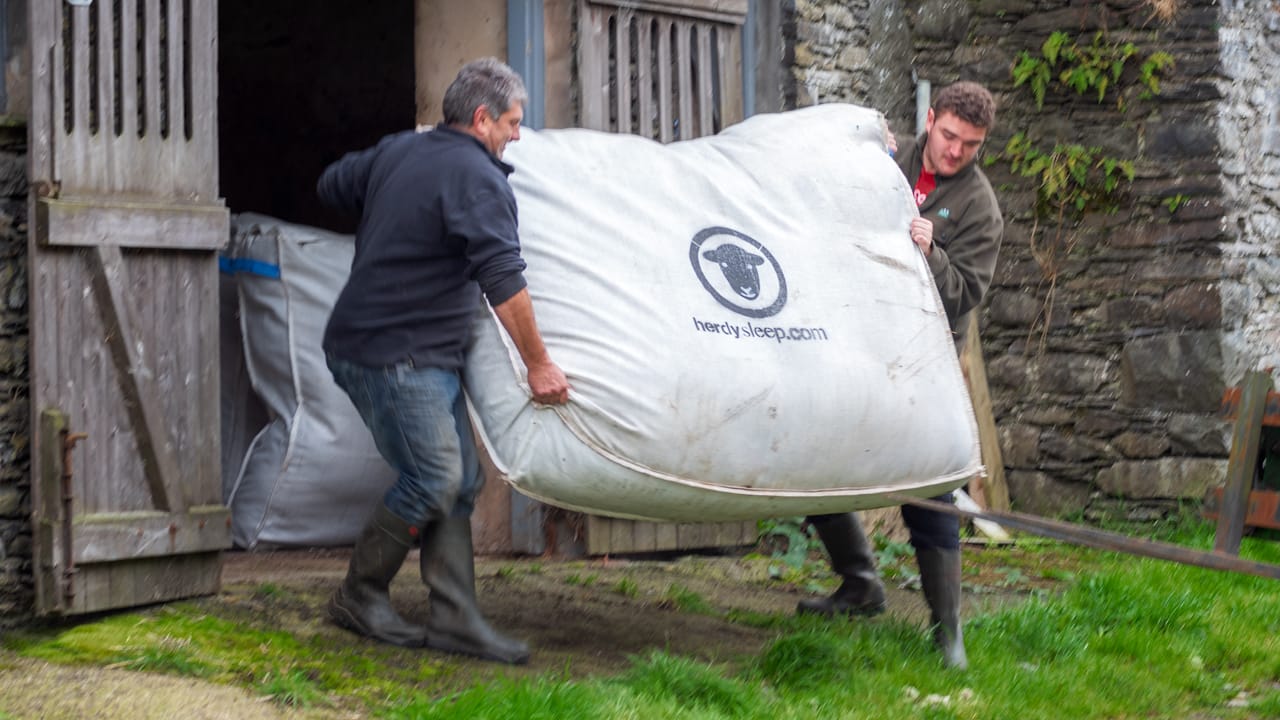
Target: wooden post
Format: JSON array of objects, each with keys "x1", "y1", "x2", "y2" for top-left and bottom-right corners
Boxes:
[
  {"x1": 963, "y1": 314, "x2": 1010, "y2": 511},
  {"x1": 1214, "y1": 370, "x2": 1275, "y2": 555}
]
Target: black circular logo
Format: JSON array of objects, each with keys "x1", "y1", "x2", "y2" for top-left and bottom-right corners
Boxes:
[{"x1": 689, "y1": 226, "x2": 787, "y2": 318}]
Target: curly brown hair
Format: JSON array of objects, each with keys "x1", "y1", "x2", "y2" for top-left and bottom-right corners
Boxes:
[{"x1": 934, "y1": 82, "x2": 996, "y2": 129}]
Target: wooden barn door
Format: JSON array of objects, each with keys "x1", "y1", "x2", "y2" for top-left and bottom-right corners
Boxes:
[
  {"x1": 569, "y1": 0, "x2": 755, "y2": 555},
  {"x1": 27, "y1": 0, "x2": 230, "y2": 615}
]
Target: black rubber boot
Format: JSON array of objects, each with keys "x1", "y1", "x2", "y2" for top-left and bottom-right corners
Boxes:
[
  {"x1": 916, "y1": 547, "x2": 968, "y2": 670},
  {"x1": 420, "y1": 515, "x2": 530, "y2": 665},
  {"x1": 328, "y1": 504, "x2": 428, "y2": 647},
  {"x1": 796, "y1": 513, "x2": 887, "y2": 617}
]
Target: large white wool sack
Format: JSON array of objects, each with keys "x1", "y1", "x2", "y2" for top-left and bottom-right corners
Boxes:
[{"x1": 464, "y1": 103, "x2": 981, "y2": 523}]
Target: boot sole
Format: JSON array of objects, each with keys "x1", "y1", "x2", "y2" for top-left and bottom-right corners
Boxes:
[
  {"x1": 425, "y1": 632, "x2": 530, "y2": 665},
  {"x1": 328, "y1": 596, "x2": 427, "y2": 648},
  {"x1": 795, "y1": 601, "x2": 886, "y2": 618}
]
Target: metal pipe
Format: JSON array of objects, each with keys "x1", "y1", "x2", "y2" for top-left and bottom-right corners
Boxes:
[
  {"x1": 886, "y1": 492, "x2": 1280, "y2": 581},
  {"x1": 915, "y1": 79, "x2": 931, "y2": 135}
]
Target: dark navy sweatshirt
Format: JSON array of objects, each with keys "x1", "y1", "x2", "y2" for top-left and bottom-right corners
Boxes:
[{"x1": 318, "y1": 127, "x2": 528, "y2": 370}]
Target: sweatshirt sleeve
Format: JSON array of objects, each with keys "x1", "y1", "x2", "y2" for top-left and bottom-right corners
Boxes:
[
  {"x1": 448, "y1": 178, "x2": 528, "y2": 307},
  {"x1": 926, "y1": 192, "x2": 1003, "y2": 330},
  {"x1": 316, "y1": 132, "x2": 410, "y2": 218}
]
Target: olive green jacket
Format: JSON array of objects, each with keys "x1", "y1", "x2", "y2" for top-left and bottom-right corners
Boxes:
[{"x1": 896, "y1": 133, "x2": 1004, "y2": 347}]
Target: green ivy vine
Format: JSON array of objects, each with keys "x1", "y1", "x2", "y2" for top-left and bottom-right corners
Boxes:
[
  {"x1": 999, "y1": 29, "x2": 1171, "y2": 349},
  {"x1": 1012, "y1": 31, "x2": 1174, "y2": 111}
]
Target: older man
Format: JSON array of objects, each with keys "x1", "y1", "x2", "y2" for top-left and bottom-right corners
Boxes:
[{"x1": 317, "y1": 58, "x2": 570, "y2": 665}]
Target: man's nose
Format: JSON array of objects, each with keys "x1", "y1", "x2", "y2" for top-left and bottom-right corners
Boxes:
[{"x1": 512, "y1": 126, "x2": 521, "y2": 141}]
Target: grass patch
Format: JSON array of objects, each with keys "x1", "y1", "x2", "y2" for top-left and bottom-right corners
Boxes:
[
  {"x1": 612, "y1": 578, "x2": 639, "y2": 598},
  {"x1": 257, "y1": 668, "x2": 327, "y2": 708},
  {"x1": 2, "y1": 601, "x2": 448, "y2": 712},
  {"x1": 660, "y1": 584, "x2": 716, "y2": 614},
  {"x1": 387, "y1": 675, "x2": 612, "y2": 720},
  {"x1": 6, "y1": 521, "x2": 1280, "y2": 719}
]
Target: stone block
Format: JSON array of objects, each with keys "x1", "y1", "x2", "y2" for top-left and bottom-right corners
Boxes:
[
  {"x1": 1076, "y1": 410, "x2": 1129, "y2": 437},
  {"x1": 1095, "y1": 296, "x2": 1163, "y2": 328},
  {"x1": 998, "y1": 422, "x2": 1040, "y2": 467},
  {"x1": 1111, "y1": 431, "x2": 1171, "y2": 459},
  {"x1": 1036, "y1": 353, "x2": 1109, "y2": 395},
  {"x1": 0, "y1": 155, "x2": 26, "y2": 198},
  {"x1": 1163, "y1": 283, "x2": 1221, "y2": 329},
  {"x1": 1006, "y1": 470, "x2": 1092, "y2": 518},
  {"x1": 1040, "y1": 430, "x2": 1110, "y2": 463},
  {"x1": 910, "y1": 0, "x2": 972, "y2": 42},
  {"x1": 1167, "y1": 412, "x2": 1231, "y2": 456},
  {"x1": 986, "y1": 353, "x2": 1028, "y2": 389},
  {"x1": 1146, "y1": 119, "x2": 1218, "y2": 159},
  {"x1": 1094, "y1": 457, "x2": 1227, "y2": 499},
  {"x1": 987, "y1": 289, "x2": 1042, "y2": 326},
  {"x1": 0, "y1": 487, "x2": 21, "y2": 516},
  {"x1": 1120, "y1": 332, "x2": 1225, "y2": 413}
]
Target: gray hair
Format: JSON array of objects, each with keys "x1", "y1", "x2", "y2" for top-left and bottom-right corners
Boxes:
[{"x1": 442, "y1": 58, "x2": 528, "y2": 126}]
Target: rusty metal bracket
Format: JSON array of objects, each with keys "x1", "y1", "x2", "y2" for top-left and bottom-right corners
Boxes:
[
  {"x1": 59, "y1": 428, "x2": 88, "y2": 606},
  {"x1": 885, "y1": 492, "x2": 1280, "y2": 581}
]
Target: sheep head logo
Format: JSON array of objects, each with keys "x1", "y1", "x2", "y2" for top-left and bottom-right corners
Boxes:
[
  {"x1": 689, "y1": 226, "x2": 787, "y2": 318},
  {"x1": 702, "y1": 244, "x2": 765, "y2": 300}
]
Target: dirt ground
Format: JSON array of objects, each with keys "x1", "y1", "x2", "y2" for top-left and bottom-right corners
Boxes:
[{"x1": 0, "y1": 543, "x2": 1051, "y2": 719}]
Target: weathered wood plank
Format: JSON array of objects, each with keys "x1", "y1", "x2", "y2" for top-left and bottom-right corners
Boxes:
[
  {"x1": 119, "y1": 0, "x2": 138, "y2": 141},
  {"x1": 73, "y1": 507, "x2": 232, "y2": 564},
  {"x1": 577, "y1": 1, "x2": 609, "y2": 131},
  {"x1": 718, "y1": 25, "x2": 743, "y2": 128},
  {"x1": 657, "y1": 18, "x2": 673, "y2": 142},
  {"x1": 588, "y1": 0, "x2": 748, "y2": 24},
  {"x1": 167, "y1": 0, "x2": 186, "y2": 142},
  {"x1": 632, "y1": 518, "x2": 657, "y2": 552},
  {"x1": 609, "y1": 517, "x2": 633, "y2": 555},
  {"x1": 585, "y1": 514, "x2": 610, "y2": 555},
  {"x1": 71, "y1": 554, "x2": 222, "y2": 615},
  {"x1": 614, "y1": 13, "x2": 632, "y2": 134},
  {"x1": 87, "y1": 245, "x2": 185, "y2": 513},
  {"x1": 29, "y1": 1, "x2": 55, "y2": 186},
  {"x1": 636, "y1": 18, "x2": 654, "y2": 139},
  {"x1": 675, "y1": 21, "x2": 693, "y2": 140},
  {"x1": 696, "y1": 24, "x2": 714, "y2": 137},
  {"x1": 189, "y1": 0, "x2": 220, "y2": 197},
  {"x1": 1214, "y1": 370, "x2": 1274, "y2": 555},
  {"x1": 33, "y1": 410, "x2": 68, "y2": 615},
  {"x1": 654, "y1": 521, "x2": 678, "y2": 549},
  {"x1": 963, "y1": 313, "x2": 1009, "y2": 511},
  {"x1": 144, "y1": 0, "x2": 162, "y2": 139},
  {"x1": 37, "y1": 198, "x2": 230, "y2": 249}
]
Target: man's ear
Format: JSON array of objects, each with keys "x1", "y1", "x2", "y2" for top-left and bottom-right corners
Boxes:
[
  {"x1": 925, "y1": 107, "x2": 935, "y2": 133},
  {"x1": 471, "y1": 105, "x2": 491, "y2": 131}
]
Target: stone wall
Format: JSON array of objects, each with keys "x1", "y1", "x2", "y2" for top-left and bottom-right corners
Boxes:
[
  {"x1": 0, "y1": 121, "x2": 28, "y2": 626},
  {"x1": 1217, "y1": 1, "x2": 1280, "y2": 379},
  {"x1": 785, "y1": 0, "x2": 1263, "y2": 521}
]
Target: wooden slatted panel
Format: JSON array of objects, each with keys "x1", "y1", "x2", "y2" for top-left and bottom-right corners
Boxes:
[
  {"x1": 585, "y1": 516, "x2": 756, "y2": 555},
  {"x1": 47, "y1": 0, "x2": 218, "y2": 201},
  {"x1": 569, "y1": 0, "x2": 750, "y2": 556},
  {"x1": 578, "y1": 0, "x2": 745, "y2": 140}
]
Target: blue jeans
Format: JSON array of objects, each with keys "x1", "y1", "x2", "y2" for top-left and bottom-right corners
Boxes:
[
  {"x1": 326, "y1": 354, "x2": 483, "y2": 527},
  {"x1": 901, "y1": 492, "x2": 960, "y2": 551}
]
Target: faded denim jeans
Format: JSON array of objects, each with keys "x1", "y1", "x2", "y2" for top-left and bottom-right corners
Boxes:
[{"x1": 326, "y1": 354, "x2": 483, "y2": 527}]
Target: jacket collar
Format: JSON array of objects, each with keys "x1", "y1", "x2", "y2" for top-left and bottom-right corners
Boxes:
[{"x1": 435, "y1": 124, "x2": 515, "y2": 176}]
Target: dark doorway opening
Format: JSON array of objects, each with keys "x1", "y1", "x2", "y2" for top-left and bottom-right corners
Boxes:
[{"x1": 218, "y1": 2, "x2": 415, "y2": 234}]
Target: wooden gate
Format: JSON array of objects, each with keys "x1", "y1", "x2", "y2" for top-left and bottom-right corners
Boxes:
[
  {"x1": 568, "y1": 0, "x2": 754, "y2": 555},
  {"x1": 28, "y1": 0, "x2": 230, "y2": 615}
]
